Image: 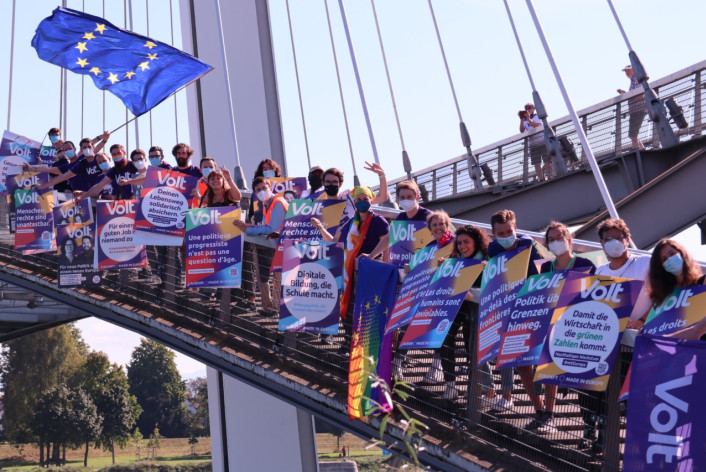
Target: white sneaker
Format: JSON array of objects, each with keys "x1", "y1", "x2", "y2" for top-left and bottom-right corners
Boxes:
[
  {"x1": 489, "y1": 396, "x2": 514, "y2": 411},
  {"x1": 422, "y1": 354, "x2": 443, "y2": 383},
  {"x1": 441, "y1": 382, "x2": 459, "y2": 400}
]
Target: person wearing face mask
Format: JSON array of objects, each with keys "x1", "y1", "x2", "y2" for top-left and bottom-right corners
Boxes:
[
  {"x1": 77, "y1": 144, "x2": 137, "y2": 201},
  {"x1": 320, "y1": 164, "x2": 390, "y2": 227},
  {"x1": 36, "y1": 137, "x2": 105, "y2": 196},
  {"x1": 117, "y1": 149, "x2": 150, "y2": 197},
  {"x1": 522, "y1": 222, "x2": 597, "y2": 435},
  {"x1": 171, "y1": 143, "x2": 203, "y2": 178},
  {"x1": 234, "y1": 177, "x2": 288, "y2": 312},
  {"x1": 48, "y1": 127, "x2": 62, "y2": 150},
  {"x1": 301, "y1": 165, "x2": 325, "y2": 199},
  {"x1": 363, "y1": 180, "x2": 432, "y2": 262},
  {"x1": 148, "y1": 146, "x2": 171, "y2": 169},
  {"x1": 192, "y1": 157, "x2": 218, "y2": 206},
  {"x1": 486, "y1": 209, "x2": 543, "y2": 412}
]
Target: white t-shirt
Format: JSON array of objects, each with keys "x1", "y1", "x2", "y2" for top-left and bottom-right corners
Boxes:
[{"x1": 596, "y1": 254, "x2": 651, "y2": 320}]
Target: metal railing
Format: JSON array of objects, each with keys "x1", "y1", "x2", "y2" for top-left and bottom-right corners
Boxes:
[
  {"x1": 0, "y1": 198, "x2": 649, "y2": 471},
  {"x1": 386, "y1": 60, "x2": 706, "y2": 199}
]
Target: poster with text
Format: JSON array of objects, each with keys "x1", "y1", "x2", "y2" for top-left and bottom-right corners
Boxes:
[
  {"x1": 497, "y1": 270, "x2": 588, "y2": 369},
  {"x1": 133, "y1": 167, "x2": 198, "y2": 240},
  {"x1": 643, "y1": 285, "x2": 706, "y2": 337},
  {"x1": 0, "y1": 131, "x2": 41, "y2": 193},
  {"x1": 388, "y1": 220, "x2": 432, "y2": 268},
  {"x1": 477, "y1": 247, "x2": 531, "y2": 365},
  {"x1": 534, "y1": 275, "x2": 643, "y2": 391},
  {"x1": 384, "y1": 243, "x2": 453, "y2": 334},
  {"x1": 399, "y1": 257, "x2": 484, "y2": 349},
  {"x1": 96, "y1": 200, "x2": 147, "y2": 270},
  {"x1": 38, "y1": 145, "x2": 57, "y2": 165},
  {"x1": 252, "y1": 177, "x2": 308, "y2": 212},
  {"x1": 279, "y1": 240, "x2": 343, "y2": 334},
  {"x1": 185, "y1": 207, "x2": 243, "y2": 288},
  {"x1": 624, "y1": 334, "x2": 706, "y2": 472},
  {"x1": 52, "y1": 198, "x2": 94, "y2": 225},
  {"x1": 7, "y1": 171, "x2": 55, "y2": 253},
  {"x1": 56, "y1": 222, "x2": 101, "y2": 287}
]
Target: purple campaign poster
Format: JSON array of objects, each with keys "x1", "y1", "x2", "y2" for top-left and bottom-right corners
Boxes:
[
  {"x1": 279, "y1": 240, "x2": 343, "y2": 334},
  {"x1": 96, "y1": 200, "x2": 147, "y2": 270},
  {"x1": 534, "y1": 275, "x2": 643, "y2": 391},
  {"x1": 7, "y1": 171, "x2": 55, "y2": 253},
  {"x1": 496, "y1": 270, "x2": 587, "y2": 369},
  {"x1": 133, "y1": 167, "x2": 198, "y2": 238},
  {"x1": 387, "y1": 220, "x2": 432, "y2": 268},
  {"x1": 53, "y1": 198, "x2": 94, "y2": 225},
  {"x1": 278, "y1": 199, "x2": 347, "y2": 244},
  {"x1": 399, "y1": 257, "x2": 484, "y2": 349},
  {"x1": 384, "y1": 243, "x2": 453, "y2": 334},
  {"x1": 0, "y1": 131, "x2": 41, "y2": 193},
  {"x1": 477, "y1": 247, "x2": 531, "y2": 365},
  {"x1": 184, "y1": 207, "x2": 243, "y2": 288},
  {"x1": 624, "y1": 334, "x2": 706, "y2": 471},
  {"x1": 56, "y1": 222, "x2": 101, "y2": 287},
  {"x1": 643, "y1": 286, "x2": 706, "y2": 337}
]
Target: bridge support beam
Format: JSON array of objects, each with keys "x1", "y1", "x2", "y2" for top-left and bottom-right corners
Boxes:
[{"x1": 207, "y1": 367, "x2": 319, "y2": 472}]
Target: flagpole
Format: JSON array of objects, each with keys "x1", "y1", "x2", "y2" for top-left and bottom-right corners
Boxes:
[
  {"x1": 7, "y1": 0, "x2": 16, "y2": 131},
  {"x1": 214, "y1": 0, "x2": 247, "y2": 189}
]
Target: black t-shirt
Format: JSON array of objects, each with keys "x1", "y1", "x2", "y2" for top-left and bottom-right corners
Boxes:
[{"x1": 51, "y1": 157, "x2": 72, "y2": 192}]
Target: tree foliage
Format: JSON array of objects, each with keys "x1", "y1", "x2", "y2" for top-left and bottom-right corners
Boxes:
[
  {"x1": 95, "y1": 385, "x2": 137, "y2": 463},
  {"x1": 1, "y1": 325, "x2": 87, "y2": 443},
  {"x1": 185, "y1": 377, "x2": 209, "y2": 437},
  {"x1": 127, "y1": 339, "x2": 188, "y2": 437}
]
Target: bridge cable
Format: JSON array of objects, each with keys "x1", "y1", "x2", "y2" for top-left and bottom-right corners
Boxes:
[
  {"x1": 213, "y1": 0, "x2": 247, "y2": 189},
  {"x1": 370, "y1": 0, "x2": 412, "y2": 180},
  {"x1": 102, "y1": 0, "x2": 106, "y2": 132},
  {"x1": 6, "y1": 0, "x2": 16, "y2": 131},
  {"x1": 523, "y1": 0, "x2": 626, "y2": 231},
  {"x1": 426, "y1": 0, "x2": 485, "y2": 190},
  {"x1": 502, "y1": 0, "x2": 567, "y2": 177},
  {"x1": 128, "y1": 0, "x2": 139, "y2": 150},
  {"x1": 285, "y1": 0, "x2": 312, "y2": 170},
  {"x1": 168, "y1": 0, "x2": 179, "y2": 144},
  {"x1": 337, "y1": 0, "x2": 381, "y2": 166},
  {"x1": 80, "y1": 0, "x2": 85, "y2": 138},
  {"x1": 323, "y1": 0, "x2": 360, "y2": 186},
  {"x1": 61, "y1": 0, "x2": 68, "y2": 136}
]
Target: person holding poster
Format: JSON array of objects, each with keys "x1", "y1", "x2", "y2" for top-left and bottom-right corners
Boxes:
[
  {"x1": 77, "y1": 144, "x2": 138, "y2": 201},
  {"x1": 300, "y1": 165, "x2": 324, "y2": 199},
  {"x1": 524, "y1": 222, "x2": 597, "y2": 434},
  {"x1": 363, "y1": 180, "x2": 432, "y2": 265},
  {"x1": 234, "y1": 176, "x2": 289, "y2": 313},
  {"x1": 319, "y1": 165, "x2": 390, "y2": 227},
  {"x1": 486, "y1": 209, "x2": 542, "y2": 410},
  {"x1": 311, "y1": 186, "x2": 390, "y2": 348},
  {"x1": 33, "y1": 135, "x2": 108, "y2": 195},
  {"x1": 199, "y1": 166, "x2": 241, "y2": 208},
  {"x1": 645, "y1": 239, "x2": 705, "y2": 340}
]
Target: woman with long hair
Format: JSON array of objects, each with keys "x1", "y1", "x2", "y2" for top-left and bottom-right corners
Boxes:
[{"x1": 200, "y1": 166, "x2": 241, "y2": 208}]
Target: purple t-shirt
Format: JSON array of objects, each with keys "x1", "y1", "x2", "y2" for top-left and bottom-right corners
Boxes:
[
  {"x1": 339, "y1": 212, "x2": 390, "y2": 255},
  {"x1": 175, "y1": 165, "x2": 202, "y2": 179},
  {"x1": 396, "y1": 206, "x2": 431, "y2": 222},
  {"x1": 70, "y1": 157, "x2": 104, "y2": 190},
  {"x1": 106, "y1": 162, "x2": 139, "y2": 199}
]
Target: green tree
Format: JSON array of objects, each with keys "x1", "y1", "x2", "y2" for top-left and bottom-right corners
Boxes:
[
  {"x1": 185, "y1": 377, "x2": 209, "y2": 437},
  {"x1": 1, "y1": 325, "x2": 87, "y2": 443},
  {"x1": 95, "y1": 386, "x2": 137, "y2": 464},
  {"x1": 127, "y1": 339, "x2": 188, "y2": 437}
]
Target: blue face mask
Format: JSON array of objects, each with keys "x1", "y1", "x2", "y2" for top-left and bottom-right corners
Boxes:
[
  {"x1": 99, "y1": 161, "x2": 111, "y2": 171},
  {"x1": 496, "y1": 234, "x2": 516, "y2": 249},
  {"x1": 65, "y1": 150, "x2": 75, "y2": 159},
  {"x1": 263, "y1": 170, "x2": 276, "y2": 178},
  {"x1": 355, "y1": 200, "x2": 371, "y2": 213},
  {"x1": 663, "y1": 253, "x2": 684, "y2": 275},
  {"x1": 202, "y1": 167, "x2": 213, "y2": 178},
  {"x1": 149, "y1": 157, "x2": 162, "y2": 167},
  {"x1": 49, "y1": 135, "x2": 59, "y2": 144}
]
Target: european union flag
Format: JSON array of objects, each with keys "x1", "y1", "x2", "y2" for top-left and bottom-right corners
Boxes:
[{"x1": 31, "y1": 7, "x2": 213, "y2": 117}]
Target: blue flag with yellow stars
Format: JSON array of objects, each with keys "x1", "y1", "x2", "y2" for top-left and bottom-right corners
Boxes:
[{"x1": 31, "y1": 7, "x2": 213, "y2": 117}]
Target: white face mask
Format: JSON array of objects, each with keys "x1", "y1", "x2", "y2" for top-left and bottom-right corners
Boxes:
[
  {"x1": 398, "y1": 199, "x2": 417, "y2": 212},
  {"x1": 257, "y1": 189, "x2": 272, "y2": 202},
  {"x1": 134, "y1": 160, "x2": 146, "y2": 170},
  {"x1": 548, "y1": 240, "x2": 569, "y2": 257},
  {"x1": 603, "y1": 239, "x2": 626, "y2": 258},
  {"x1": 82, "y1": 147, "x2": 93, "y2": 157}
]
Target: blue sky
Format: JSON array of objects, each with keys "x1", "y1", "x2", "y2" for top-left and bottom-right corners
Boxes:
[{"x1": 1, "y1": 0, "x2": 705, "y2": 379}]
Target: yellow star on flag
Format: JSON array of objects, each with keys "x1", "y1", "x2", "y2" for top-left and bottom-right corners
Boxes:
[
  {"x1": 83, "y1": 32, "x2": 95, "y2": 40},
  {"x1": 374, "y1": 295, "x2": 380, "y2": 303},
  {"x1": 138, "y1": 61, "x2": 150, "y2": 71},
  {"x1": 365, "y1": 302, "x2": 371, "y2": 310},
  {"x1": 107, "y1": 73, "x2": 119, "y2": 85},
  {"x1": 124, "y1": 71, "x2": 136, "y2": 80},
  {"x1": 75, "y1": 42, "x2": 88, "y2": 54},
  {"x1": 147, "y1": 53, "x2": 158, "y2": 61},
  {"x1": 144, "y1": 41, "x2": 157, "y2": 49},
  {"x1": 76, "y1": 57, "x2": 89, "y2": 68},
  {"x1": 89, "y1": 67, "x2": 101, "y2": 76},
  {"x1": 95, "y1": 24, "x2": 106, "y2": 34}
]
